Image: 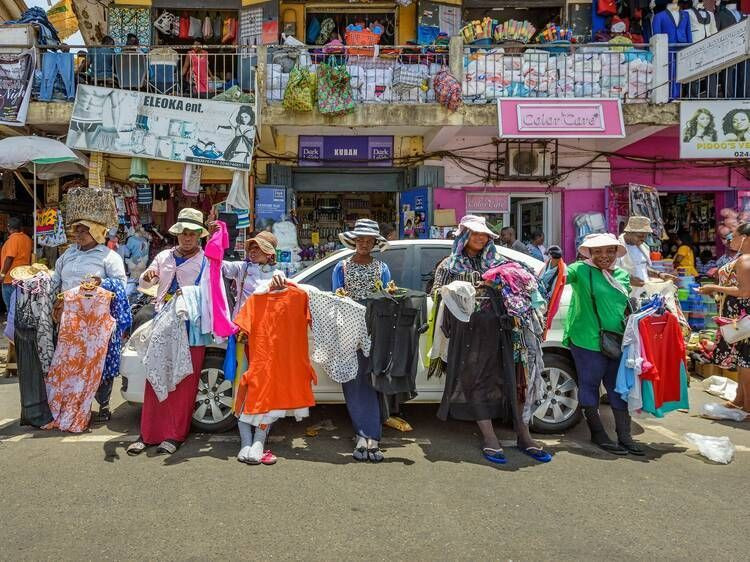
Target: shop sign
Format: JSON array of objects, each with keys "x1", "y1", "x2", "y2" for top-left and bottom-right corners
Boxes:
[
  {"x1": 66, "y1": 85, "x2": 256, "y2": 171},
  {"x1": 0, "y1": 49, "x2": 35, "y2": 127},
  {"x1": 497, "y1": 98, "x2": 625, "y2": 138},
  {"x1": 676, "y1": 19, "x2": 750, "y2": 83},
  {"x1": 255, "y1": 185, "x2": 287, "y2": 225},
  {"x1": 298, "y1": 136, "x2": 393, "y2": 167},
  {"x1": 465, "y1": 192, "x2": 510, "y2": 214},
  {"x1": 680, "y1": 100, "x2": 750, "y2": 159}
]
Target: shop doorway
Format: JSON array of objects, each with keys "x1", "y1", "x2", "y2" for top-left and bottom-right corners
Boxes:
[
  {"x1": 659, "y1": 192, "x2": 718, "y2": 259},
  {"x1": 512, "y1": 197, "x2": 548, "y2": 246}
]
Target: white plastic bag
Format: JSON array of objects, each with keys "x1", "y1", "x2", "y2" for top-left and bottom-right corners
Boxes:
[
  {"x1": 700, "y1": 402, "x2": 748, "y2": 421},
  {"x1": 702, "y1": 375, "x2": 738, "y2": 402},
  {"x1": 684, "y1": 433, "x2": 736, "y2": 464}
]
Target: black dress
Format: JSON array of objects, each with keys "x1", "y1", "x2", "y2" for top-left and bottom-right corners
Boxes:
[
  {"x1": 437, "y1": 285, "x2": 518, "y2": 423},
  {"x1": 14, "y1": 295, "x2": 54, "y2": 427}
]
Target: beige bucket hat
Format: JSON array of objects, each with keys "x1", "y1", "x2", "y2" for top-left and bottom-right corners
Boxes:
[{"x1": 623, "y1": 216, "x2": 653, "y2": 234}]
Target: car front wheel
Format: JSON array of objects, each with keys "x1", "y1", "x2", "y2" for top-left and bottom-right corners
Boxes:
[
  {"x1": 530, "y1": 353, "x2": 581, "y2": 434},
  {"x1": 192, "y1": 351, "x2": 237, "y2": 433}
]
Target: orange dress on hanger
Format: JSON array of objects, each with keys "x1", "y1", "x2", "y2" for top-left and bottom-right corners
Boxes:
[{"x1": 44, "y1": 286, "x2": 115, "y2": 433}]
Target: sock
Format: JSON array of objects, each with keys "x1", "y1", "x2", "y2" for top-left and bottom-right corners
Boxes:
[
  {"x1": 238, "y1": 420, "x2": 253, "y2": 448},
  {"x1": 249, "y1": 423, "x2": 271, "y2": 462}
]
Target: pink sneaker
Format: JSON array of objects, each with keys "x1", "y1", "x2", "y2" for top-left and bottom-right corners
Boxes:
[{"x1": 261, "y1": 450, "x2": 277, "y2": 465}]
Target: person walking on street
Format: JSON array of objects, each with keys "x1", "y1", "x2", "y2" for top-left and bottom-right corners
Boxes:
[
  {"x1": 499, "y1": 226, "x2": 529, "y2": 255},
  {"x1": 0, "y1": 217, "x2": 32, "y2": 309},
  {"x1": 527, "y1": 231, "x2": 546, "y2": 261},
  {"x1": 617, "y1": 216, "x2": 675, "y2": 288},
  {"x1": 564, "y1": 233, "x2": 644, "y2": 455}
]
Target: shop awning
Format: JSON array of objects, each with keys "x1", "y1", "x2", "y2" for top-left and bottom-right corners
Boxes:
[{"x1": 292, "y1": 168, "x2": 405, "y2": 192}]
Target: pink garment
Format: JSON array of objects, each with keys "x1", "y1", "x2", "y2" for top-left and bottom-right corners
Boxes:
[
  {"x1": 482, "y1": 262, "x2": 536, "y2": 292},
  {"x1": 204, "y1": 221, "x2": 237, "y2": 337},
  {"x1": 139, "y1": 248, "x2": 205, "y2": 311}
]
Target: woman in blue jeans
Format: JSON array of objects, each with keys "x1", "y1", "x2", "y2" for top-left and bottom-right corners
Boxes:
[{"x1": 563, "y1": 233, "x2": 644, "y2": 456}]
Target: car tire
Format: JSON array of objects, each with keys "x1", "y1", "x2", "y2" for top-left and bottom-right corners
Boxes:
[
  {"x1": 191, "y1": 350, "x2": 237, "y2": 433},
  {"x1": 530, "y1": 352, "x2": 582, "y2": 434}
]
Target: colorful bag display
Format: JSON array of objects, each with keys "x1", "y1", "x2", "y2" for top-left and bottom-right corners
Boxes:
[
  {"x1": 189, "y1": 16, "x2": 202, "y2": 39},
  {"x1": 153, "y1": 11, "x2": 176, "y2": 35},
  {"x1": 222, "y1": 17, "x2": 237, "y2": 44},
  {"x1": 202, "y1": 16, "x2": 213, "y2": 40},
  {"x1": 317, "y1": 61, "x2": 355, "y2": 116},
  {"x1": 433, "y1": 70, "x2": 462, "y2": 111},
  {"x1": 316, "y1": 17, "x2": 336, "y2": 45},
  {"x1": 283, "y1": 64, "x2": 317, "y2": 112}
]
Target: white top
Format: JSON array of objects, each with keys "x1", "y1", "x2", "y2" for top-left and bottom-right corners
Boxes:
[
  {"x1": 616, "y1": 234, "x2": 651, "y2": 283},
  {"x1": 52, "y1": 244, "x2": 127, "y2": 293},
  {"x1": 688, "y1": 6, "x2": 718, "y2": 42}
]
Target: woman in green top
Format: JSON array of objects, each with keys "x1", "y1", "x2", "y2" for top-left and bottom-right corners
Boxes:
[{"x1": 564, "y1": 233, "x2": 643, "y2": 455}]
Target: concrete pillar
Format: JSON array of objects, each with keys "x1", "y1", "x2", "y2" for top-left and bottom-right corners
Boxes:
[
  {"x1": 650, "y1": 34, "x2": 669, "y2": 104},
  {"x1": 449, "y1": 35, "x2": 463, "y2": 81}
]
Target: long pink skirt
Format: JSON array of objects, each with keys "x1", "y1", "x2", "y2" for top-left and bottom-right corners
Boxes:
[{"x1": 140, "y1": 346, "x2": 205, "y2": 445}]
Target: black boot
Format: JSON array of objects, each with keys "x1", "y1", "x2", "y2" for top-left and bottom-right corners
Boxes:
[
  {"x1": 613, "y1": 409, "x2": 645, "y2": 456},
  {"x1": 583, "y1": 407, "x2": 627, "y2": 455}
]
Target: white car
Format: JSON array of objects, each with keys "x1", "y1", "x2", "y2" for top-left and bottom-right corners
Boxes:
[{"x1": 120, "y1": 240, "x2": 579, "y2": 434}]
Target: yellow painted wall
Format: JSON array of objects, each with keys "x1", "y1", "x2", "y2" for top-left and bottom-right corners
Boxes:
[
  {"x1": 280, "y1": 2, "x2": 305, "y2": 41},
  {"x1": 105, "y1": 157, "x2": 234, "y2": 183},
  {"x1": 397, "y1": 2, "x2": 416, "y2": 44},
  {"x1": 113, "y1": 0, "x2": 151, "y2": 5}
]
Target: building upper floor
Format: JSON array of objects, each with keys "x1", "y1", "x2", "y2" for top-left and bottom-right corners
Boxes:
[{"x1": 1, "y1": 0, "x2": 748, "y2": 136}]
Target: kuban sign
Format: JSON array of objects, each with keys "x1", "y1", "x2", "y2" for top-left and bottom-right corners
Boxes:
[
  {"x1": 0, "y1": 49, "x2": 35, "y2": 127},
  {"x1": 66, "y1": 85, "x2": 256, "y2": 170},
  {"x1": 680, "y1": 100, "x2": 750, "y2": 159}
]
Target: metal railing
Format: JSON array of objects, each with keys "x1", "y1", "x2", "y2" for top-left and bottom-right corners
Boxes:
[
  {"x1": 265, "y1": 44, "x2": 449, "y2": 104},
  {"x1": 34, "y1": 44, "x2": 257, "y2": 102},
  {"x1": 672, "y1": 49, "x2": 750, "y2": 100},
  {"x1": 463, "y1": 43, "x2": 655, "y2": 104}
]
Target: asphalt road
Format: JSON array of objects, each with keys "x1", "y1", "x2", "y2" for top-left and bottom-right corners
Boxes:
[{"x1": 0, "y1": 366, "x2": 748, "y2": 561}]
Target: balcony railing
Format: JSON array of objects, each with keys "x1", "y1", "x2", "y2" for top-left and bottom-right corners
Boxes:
[
  {"x1": 463, "y1": 43, "x2": 655, "y2": 103},
  {"x1": 33, "y1": 44, "x2": 257, "y2": 102},
  {"x1": 265, "y1": 44, "x2": 449, "y2": 104},
  {"x1": 672, "y1": 49, "x2": 750, "y2": 100}
]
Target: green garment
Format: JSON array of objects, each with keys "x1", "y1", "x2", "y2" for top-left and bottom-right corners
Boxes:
[
  {"x1": 562, "y1": 262, "x2": 631, "y2": 352},
  {"x1": 641, "y1": 362, "x2": 690, "y2": 417}
]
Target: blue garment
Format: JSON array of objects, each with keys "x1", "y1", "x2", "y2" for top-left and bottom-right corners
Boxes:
[
  {"x1": 591, "y1": 0, "x2": 608, "y2": 37},
  {"x1": 39, "y1": 52, "x2": 75, "y2": 101},
  {"x1": 100, "y1": 278, "x2": 132, "y2": 381},
  {"x1": 88, "y1": 47, "x2": 115, "y2": 79},
  {"x1": 615, "y1": 342, "x2": 637, "y2": 404},
  {"x1": 652, "y1": 10, "x2": 692, "y2": 42},
  {"x1": 569, "y1": 343, "x2": 628, "y2": 410},
  {"x1": 527, "y1": 244, "x2": 544, "y2": 261},
  {"x1": 5, "y1": 7, "x2": 60, "y2": 45},
  {"x1": 331, "y1": 260, "x2": 391, "y2": 292},
  {"x1": 126, "y1": 235, "x2": 149, "y2": 261},
  {"x1": 222, "y1": 335, "x2": 237, "y2": 382},
  {"x1": 179, "y1": 286, "x2": 212, "y2": 347},
  {"x1": 3, "y1": 286, "x2": 16, "y2": 341},
  {"x1": 342, "y1": 352, "x2": 383, "y2": 440}
]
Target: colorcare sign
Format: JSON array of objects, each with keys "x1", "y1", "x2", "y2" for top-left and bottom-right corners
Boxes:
[{"x1": 497, "y1": 98, "x2": 625, "y2": 138}]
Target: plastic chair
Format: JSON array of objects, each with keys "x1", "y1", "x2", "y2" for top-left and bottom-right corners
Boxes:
[{"x1": 114, "y1": 52, "x2": 147, "y2": 90}]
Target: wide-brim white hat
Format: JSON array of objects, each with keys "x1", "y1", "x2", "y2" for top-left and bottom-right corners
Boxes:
[
  {"x1": 339, "y1": 219, "x2": 389, "y2": 252},
  {"x1": 578, "y1": 233, "x2": 627, "y2": 258},
  {"x1": 457, "y1": 214, "x2": 499, "y2": 239},
  {"x1": 169, "y1": 207, "x2": 209, "y2": 238}
]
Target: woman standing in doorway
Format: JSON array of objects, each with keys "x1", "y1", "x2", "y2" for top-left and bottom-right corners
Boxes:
[
  {"x1": 331, "y1": 219, "x2": 391, "y2": 462},
  {"x1": 673, "y1": 231, "x2": 699, "y2": 276},
  {"x1": 127, "y1": 208, "x2": 210, "y2": 456}
]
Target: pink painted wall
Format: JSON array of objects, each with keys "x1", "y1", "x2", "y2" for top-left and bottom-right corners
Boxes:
[
  {"x1": 434, "y1": 188, "x2": 468, "y2": 221},
  {"x1": 562, "y1": 189, "x2": 606, "y2": 261},
  {"x1": 609, "y1": 126, "x2": 750, "y2": 189}
]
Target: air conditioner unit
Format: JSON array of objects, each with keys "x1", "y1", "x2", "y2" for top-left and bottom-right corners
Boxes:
[{"x1": 507, "y1": 146, "x2": 553, "y2": 178}]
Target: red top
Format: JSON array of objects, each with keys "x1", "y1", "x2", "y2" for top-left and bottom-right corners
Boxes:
[
  {"x1": 638, "y1": 313, "x2": 685, "y2": 408},
  {"x1": 234, "y1": 285, "x2": 316, "y2": 416}
]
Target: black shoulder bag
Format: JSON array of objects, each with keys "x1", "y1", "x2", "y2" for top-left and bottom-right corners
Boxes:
[{"x1": 589, "y1": 268, "x2": 623, "y2": 360}]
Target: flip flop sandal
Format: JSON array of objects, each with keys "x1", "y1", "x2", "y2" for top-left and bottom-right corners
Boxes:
[
  {"x1": 127, "y1": 440, "x2": 147, "y2": 456},
  {"x1": 384, "y1": 416, "x2": 413, "y2": 432},
  {"x1": 367, "y1": 447, "x2": 384, "y2": 463},
  {"x1": 353, "y1": 446, "x2": 368, "y2": 462},
  {"x1": 261, "y1": 450, "x2": 277, "y2": 465},
  {"x1": 156, "y1": 440, "x2": 180, "y2": 455},
  {"x1": 482, "y1": 447, "x2": 507, "y2": 464},
  {"x1": 518, "y1": 446, "x2": 553, "y2": 463}
]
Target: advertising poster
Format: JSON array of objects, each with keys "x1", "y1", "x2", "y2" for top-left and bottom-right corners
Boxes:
[
  {"x1": 400, "y1": 187, "x2": 430, "y2": 239},
  {"x1": 66, "y1": 85, "x2": 256, "y2": 170},
  {"x1": 680, "y1": 100, "x2": 750, "y2": 159},
  {"x1": 0, "y1": 49, "x2": 35, "y2": 127},
  {"x1": 255, "y1": 186, "x2": 287, "y2": 229}
]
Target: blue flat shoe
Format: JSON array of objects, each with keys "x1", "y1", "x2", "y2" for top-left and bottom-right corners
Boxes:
[
  {"x1": 482, "y1": 447, "x2": 507, "y2": 464},
  {"x1": 518, "y1": 446, "x2": 552, "y2": 463}
]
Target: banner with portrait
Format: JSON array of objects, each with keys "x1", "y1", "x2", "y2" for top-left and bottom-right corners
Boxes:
[
  {"x1": 680, "y1": 100, "x2": 750, "y2": 159},
  {"x1": 0, "y1": 49, "x2": 36, "y2": 127},
  {"x1": 66, "y1": 85, "x2": 256, "y2": 171}
]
